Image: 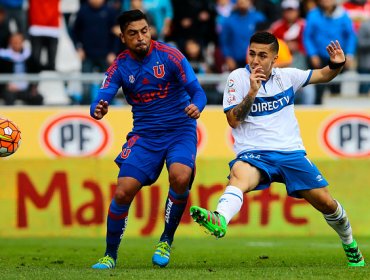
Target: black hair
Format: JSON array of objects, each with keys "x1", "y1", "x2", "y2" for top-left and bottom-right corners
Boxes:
[
  {"x1": 117, "y1": 9, "x2": 148, "y2": 32},
  {"x1": 250, "y1": 31, "x2": 279, "y2": 54}
]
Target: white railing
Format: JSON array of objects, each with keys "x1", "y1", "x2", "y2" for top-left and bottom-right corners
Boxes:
[
  {"x1": 0, "y1": 72, "x2": 369, "y2": 106},
  {"x1": 0, "y1": 72, "x2": 370, "y2": 83}
]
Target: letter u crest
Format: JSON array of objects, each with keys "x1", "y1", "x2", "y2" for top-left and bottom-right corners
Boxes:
[{"x1": 153, "y1": 64, "x2": 165, "y2": 78}]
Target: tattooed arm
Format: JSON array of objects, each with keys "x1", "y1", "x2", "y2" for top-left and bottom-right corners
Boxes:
[{"x1": 226, "y1": 66, "x2": 266, "y2": 128}]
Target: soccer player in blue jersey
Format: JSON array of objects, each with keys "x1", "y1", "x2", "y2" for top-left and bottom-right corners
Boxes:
[
  {"x1": 90, "y1": 9, "x2": 207, "y2": 269},
  {"x1": 190, "y1": 32, "x2": 365, "y2": 267}
]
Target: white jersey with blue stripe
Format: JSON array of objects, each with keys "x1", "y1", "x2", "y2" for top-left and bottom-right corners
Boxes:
[{"x1": 223, "y1": 65, "x2": 313, "y2": 155}]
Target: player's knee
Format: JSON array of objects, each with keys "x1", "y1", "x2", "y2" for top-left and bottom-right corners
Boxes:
[
  {"x1": 114, "y1": 188, "x2": 135, "y2": 205},
  {"x1": 318, "y1": 198, "x2": 338, "y2": 214},
  {"x1": 169, "y1": 173, "x2": 190, "y2": 189}
]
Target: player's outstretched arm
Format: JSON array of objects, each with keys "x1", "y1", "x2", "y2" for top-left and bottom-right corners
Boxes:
[
  {"x1": 91, "y1": 100, "x2": 109, "y2": 120},
  {"x1": 309, "y1": 40, "x2": 346, "y2": 84}
]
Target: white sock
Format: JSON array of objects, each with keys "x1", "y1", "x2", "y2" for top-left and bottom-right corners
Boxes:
[
  {"x1": 216, "y1": 186, "x2": 243, "y2": 224},
  {"x1": 323, "y1": 200, "x2": 353, "y2": 245}
]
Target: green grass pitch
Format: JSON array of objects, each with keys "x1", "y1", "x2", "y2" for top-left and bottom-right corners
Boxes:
[{"x1": 0, "y1": 236, "x2": 368, "y2": 280}]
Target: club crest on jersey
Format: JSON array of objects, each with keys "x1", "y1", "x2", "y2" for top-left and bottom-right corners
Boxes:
[
  {"x1": 228, "y1": 79, "x2": 234, "y2": 87},
  {"x1": 227, "y1": 94, "x2": 236, "y2": 105},
  {"x1": 153, "y1": 64, "x2": 165, "y2": 78},
  {"x1": 129, "y1": 75, "x2": 135, "y2": 83}
]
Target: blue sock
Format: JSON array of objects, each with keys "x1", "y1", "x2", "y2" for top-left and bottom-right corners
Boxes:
[
  {"x1": 105, "y1": 199, "x2": 130, "y2": 260},
  {"x1": 160, "y1": 188, "x2": 189, "y2": 245}
]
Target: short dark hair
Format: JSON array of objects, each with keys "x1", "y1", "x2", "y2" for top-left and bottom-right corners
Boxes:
[
  {"x1": 117, "y1": 9, "x2": 148, "y2": 32},
  {"x1": 250, "y1": 31, "x2": 279, "y2": 54}
]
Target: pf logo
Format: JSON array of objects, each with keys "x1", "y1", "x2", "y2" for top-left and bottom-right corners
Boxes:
[
  {"x1": 42, "y1": 114, "x2": 110, "y2": 157},
  {"x1": 321, "y1": 113, "x2": 369, "y2": 158}
]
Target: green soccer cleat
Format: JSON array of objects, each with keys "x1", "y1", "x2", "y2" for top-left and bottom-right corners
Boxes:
[
  {"x1": 152, "y1": 241, "x2": 171, "y2": 267},
  {"x1": 91, "y1": 255, "x2": 116, "y2": 269},
  {"x1": 190, "y1": 206, "x2": 227, "y2": 238},
  {"x1": 342, "y1": 239, "x2": 366, "y2": 267}
]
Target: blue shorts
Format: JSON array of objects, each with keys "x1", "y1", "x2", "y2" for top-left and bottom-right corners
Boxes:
[
  {"x1": 229, "y1": 150, "x2": 328, "y2": 198},
  {"x1": 114, "y1": 131, "x2": 197, "y2": 186}
]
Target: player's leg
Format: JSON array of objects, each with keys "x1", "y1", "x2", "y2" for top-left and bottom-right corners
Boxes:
[
  {"x1": 298, "y1": 187, "x2": 365, "y2": 267},
  {"x1": 92, "y1": 177, "x2": 141, "y2": 269},
  {"x1": 93, "y1": 135, "x2": 163, "y2": 269},
  {"x1": 152, "y1": 163, "x2": 193, "y2": 267},
  {"x1": 152, "y1": 132, "x2": 196, "y2": 267},
  {"x1": 190, "y1": 160, "x2": 262, "y2": 238},
  {"x1": 161, "y1": 162, "x2": 192, "y2": 244}
]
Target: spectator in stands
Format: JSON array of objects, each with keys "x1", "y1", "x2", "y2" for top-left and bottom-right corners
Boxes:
[
  {"x1": 215, "y1": 0, "x2": 234, "y2": 35},
  {"x1": 214, "y1": 0, "x2": 234, "y2": 73},
  {"x1": 183, "y1": 37, "x2": 222, "y2": 104},
  {"x1": 170, "y1": 0, "x2": 217, "y2": 52},
  {"x1": 28, "y1": 0, "x2": 61, "y2": 72},
  {"x1": 300, "y1": 0, "x2": 317, "y2": 17},
  {"x1": 357, "y1": 18, "x2": 370, "y2": 95},
  {"x1": 139, "y1": 0, "x2": 173, "y2": 41},
  {"x1": 72, "y1": 0, "x2": 118, "y2": 104},
  {"x1": 342, "y1": 0, "x2": 370, "y2": 33},
  {"x1": 0, "y1": 0, "x2": 26, "y2": 34},
  {"x1": 183, "y1": 38, "x2": 210, "y2": 74},
  {"x1": 270, "y1": 0, "x2": 316, "y2": 104},
  {"x1": 0, "y1": 6, "x2": 11, "y2": 48},
  {"x1": 0, "y1": 33, "x2": 43, "y2": 105},
  {"x1": 61, "y1": 0, "x2": 80, "y2": 38},
  {"x1": 220, "y1": 0, "x2": 266, "y2": 71},
  {"x1": 253, "y1": 0, "x2": 282, "y2": 25},
  {"x1": 271, "y1": 0, "x2": 306, "y2": 67},
  {"x1": 303, "y1": 0, "x2": 357, "y2": 104}
]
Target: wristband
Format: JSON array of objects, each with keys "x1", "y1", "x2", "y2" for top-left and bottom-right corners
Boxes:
[{"x1": 328, "y1": 59, "x2": 346, "y2": 70}]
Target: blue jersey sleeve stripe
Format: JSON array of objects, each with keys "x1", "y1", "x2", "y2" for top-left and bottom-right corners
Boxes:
[
  {"x1": 303, "y1": 70, "x2": 313, "y2": 87},
  {"x1": 224, "y1": 105, "x2": 237, "y2": 113}
]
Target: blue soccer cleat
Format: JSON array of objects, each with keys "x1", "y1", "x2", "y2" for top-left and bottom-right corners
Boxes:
[
  {"x1": 91, "y1": 255, "x2": 116, "y2": 269},
  {"x1": 152, "y1": 241, "x2": 171, "y2": 267}
]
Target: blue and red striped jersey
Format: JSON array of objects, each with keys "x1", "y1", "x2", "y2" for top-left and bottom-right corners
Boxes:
[{"x1": 96, "y1": 40, "x2": 199, "y2": 136}]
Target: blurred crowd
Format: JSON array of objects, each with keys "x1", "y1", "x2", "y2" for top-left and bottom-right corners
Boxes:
[{"x1": 0, "y1": 0, "x2": 369, "y2": 106}]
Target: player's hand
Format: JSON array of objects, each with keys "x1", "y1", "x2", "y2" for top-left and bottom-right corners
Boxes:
[
  {"x1": 94, "y1": 100, "x2": 109, "y2": 120},
  {"x1": 185, "y1": 104, "x2": 201, "y2": 119},
  {"x1": 250, "y1": 65, "x2": 265, "y2": 95},
  {"x1": 326, "y1": 40, "x2": 345, "y2": 64}
]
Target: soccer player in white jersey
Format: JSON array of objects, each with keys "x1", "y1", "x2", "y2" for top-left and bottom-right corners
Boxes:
[{"x1": 190, "y1": 31, "x2": 365, "y2": 267}]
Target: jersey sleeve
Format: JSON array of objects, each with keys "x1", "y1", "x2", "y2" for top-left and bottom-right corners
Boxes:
[
  {"x1": 90, "y1": 60, "x2": 123, "y2": 118},
  {"x1": 166, "y1": 47, "x2": 197, "y2": 87},
  {"x1": 281, "y1": 68, "x2": 313, "y2": 93},
  {"x1": 223, "y1": 70, "x2": 246, "y2": 113}
]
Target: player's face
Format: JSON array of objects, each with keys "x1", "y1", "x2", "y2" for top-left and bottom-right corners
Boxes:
[
  {"x1": 121, "y1": 19, "x2": 151, "y2": 59},
  {"x1": 247, "y1": 43, "x2": 277, "y2": 78}
]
